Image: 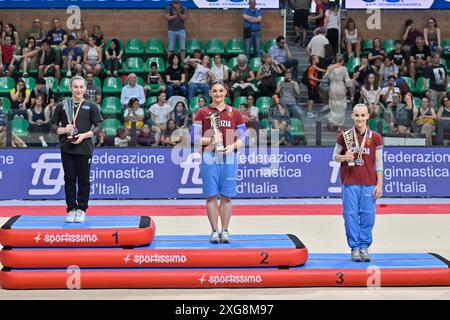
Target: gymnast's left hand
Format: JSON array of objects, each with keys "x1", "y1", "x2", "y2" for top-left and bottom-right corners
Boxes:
[
  {"x1": 71, "y1": 133, "x2": 86, "y2": 144},
  {"x1": 221, "y1": 144, "x2": 235, "y2": 155},
  {"x1": 373, "y1": 185, "x2": 383, "y2": 200}
]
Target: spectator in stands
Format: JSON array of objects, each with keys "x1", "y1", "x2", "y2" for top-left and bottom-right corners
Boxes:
[
  {"x1": 380, "y1": 75, "x2": 400, "y2": 107},
  {"x1": 0, "y1": 103, "x2": 27, "y2": 148},
  {"x1": 192, "y1": 96, "x2": 208, "y2": 120},
  {"x1": 38, "y1": 39, "x2": 61, "y2": 81},
  {"x1": 0, "y1": 35, "x2": 16, "y2": 77},
  {"x1": 31, "y1": 78, "x2": 56, "y2": 113},
  {"x1": 27, "y1": 95, "x2": 50, "y2": 147},
  {"x1": 413, "y1": 96, "x2": 436, "y2": 145},
  {"x1": 187, "y1": 55, "x2": 213, "y2": 101},
  {"x1": 269, "y1": 36, "x2": 299, "y2": 81},
  {"x1": 166, "y1": 0, "x2": 188, "y2": 60},
  {"x1": 184, "y1": 48, "x2": 203, "y2": 82},
  {"x1": 389, "y1": 40, "x2": 407, "y2": 76},
  {"x1": 402, "y1": 19, "x2": 422, "y2": 55},
  {"x1": 436, "y1": 95, "x2": 450, "y2": 145},
  {"x1": 161, "y1": 119, "x2": 183, "y2": 147},
  {"x1": 268, "y1": 94, "x2": 292, "y2": 145},
  {"x1": 211, "y1": 54, "x2": 230, "y2": 94},
  {"x1": 83, "y1": 36, "x2": 103, "y2": 77},
  {"x1": 91, "y1": 25, "x2": 105, "y2": 49},
  {"x1": 166, "y1": 53, "x2": 187, "y2": 98},
  {"x1": 361, "y1": 72, "x2": 381, "y2": 118},
  {"x1": 292, "y1": 0, "x2": 312, "y2": 48},
  {"x1": 124, "y1": 97, "x2": 145, "y2": 130},
  {"x1": 324, "y1": 2, "x2": 339, "y2": 55},
  {"x1": 137, "y1": 124, "x2": 156, "y2": 147},
  {"x1": 95, "y1": 128, "x2": 110, "y2": 147},
  {"x1": 230, "y1": 54, "x2": 257, "y2": 99},
  {"x1": 309, "y1": 0, "x2": 325, "y2": 29},
  {"x1": 306, "y1": 55, "x2": 325, "y2": 118},
  {"x1": 121, "y1": 73, "x2": 146, "y2": 108},
  {"x1": 63, "y1": 36, "x2": 83, "y2": 78},
  {"x1": 379, "y1": 56, "x2": 399, "y2": 85},
  {"x1": 149, "y1": 91, "x2": 173, "y2": 146},
  {"x1": 395, "y1": 82, "x2": 414, "y2": 134},
  {"x1": 10, "y1": 78, "x2": 31, "y2": 119},
  {"x1": 47, "y1": 18, "x2": 68, "y2": 66},
  {"x1": 247, "y1": 94, "x2": 256, "y2": 113},
  {"x1": 409, "y1": 36, "x2": 431, "y2": 82},
  {"x1": 424, "y1": 53, "x2": 448, "y2": 111},
  {"x1": 171, "y1": 101, "x2": 188, "y2": 129},
  {"x1": 71, "y1": 19, "x2": 89, "y2": 48},
  {"x1": 306, "y1": 27, "x2": 329, "y2": 68},
  {"x1": 1, "y1": 23, "x2": 20, "y2": 49},
  {"x1": 25, "y1": 19, "x2": 46, "y2": 46},
  {"x1": 243, "y1": 0, "x2": 262, "y2": 58},
  {"x1": 84, "y1": 72, "x2": 102, "y2": 105},
  {"x1": 15, "y1": 37, "x2": 40, "y2": 77},
  {"x1": 368, "y1": 38, "x2": 386, "y2": 72},
  {"x1": 104, "y1": 39, "x2": 123, "y2": 77},
  {"x1": 276, "y1": 69, "x2": 302, "y2": 120},
  {"x1": 424, "y1": 18, "x2": 442, "y2": 55},
  {"x1": 352, "y1": 56, "x2": 374, "y2": 104},
  {"x1": 145, "y1": 61, "x2": 166, "y2": 95},
  {"x1": 239, "y1": 102, "x2": 259, "y2": 146},
  {"x1": 257, "y1": 53, "x2": 282, "y2": 97},
  {"x1": 326, "y1": 54, "x2": 352, "y2": 133},
  {"x1": 342, "y1": 18, "x2": 361, "y2": 59},
  {"x1": 114, "y1": 127, "x2": 131, "y2": 147}
]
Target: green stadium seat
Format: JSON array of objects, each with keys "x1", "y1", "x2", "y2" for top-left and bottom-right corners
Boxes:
[
  {"x1": 249, "y1": 39, "x2": 266, "y2": 55},
  {"x1": 401, "y1": 76, "x2": 417, "y2": 94},
  {"x1": 59, "y1": 78, "x2": 72, "y2": 95},
  {"x1": 290, "y1": 118, "x2": 304, "y2": 137},
  {"x1": 415, "y1": 77, "x2": 429, "y2": 96},
  {"x1": 347, "y1": 57, "x2": 361, "y2": 76},
  {"x1": 265, "y1": 39, "x2": 277, "y2": 52},
  {"x1": 260, "y1": 118, "x2": 272, "y2": 134},
  {"x1": 233, "y1": 97, "x2": 247, "y2": 109},
  {"x1": 206, "y1": 39, "x2": 225, "y2": 56},
  {"x1": 442, "y1": 38, "x2": 450, "y2": 58},
  {"x1": 186, "y1": 39, "x2": 204, "y2": 56},
  {"x1": 256, "y1": 96, "x2": 271, "y2": 115},
  {"x1": 102, "y1": 77, "x2": 123, "y2": 95},
  {"x1": 123, "y1": 57, "x2": 145, "y2": 74},
  {"x1": 145, "y1": 84, "x2": 161, "y2": 95},
  {"x1": 276, "y1": 76, "x2": 284, "y2": 86},
  {"x1": 382, "y1": 39, "x2": 395, "y2": 53},
  {"x1": 146, "y1": 57, "x2": 166, "y2": 73},
  {"x1": 146, "y1": 39, "x2": 165, "y2": 56},
  {"x1": 21, "y1": 77, "x2": 36, "y2": 91},
  {"x1": 368, "y1": 118, "x2": 389, "y2": 134},
  {"x1": 146, "y1": 96, "x2": 157, "y2": 107},
  {"x1": 226, "y1": 38, "x2": 245, "y2": 57},
  {"x1": 125, "y1": 38, "x2": 145, "y2": 56},
  {"x1": 102, "y1": 118, "x2": 121, "y2": 136},
  {"x1": 101, "y1": 96, "x2": 123, "y2": 117},
  {"x1": 124, "y1": 76, "x2": 145, "y2": 87},
  {"x1": 249, "y1": 57, "x2": 262, "y2": 73},
  {"x1": 11, "y1": 118, "x2": 29, "y2": 138},
  {"x1": 228, "y1": 57, "x2": 238, "y2": 70},
  {"x1": 0, "y1": 77, "x2": 15, "y2": 95},
  {"x1": 44, "y1": 77, "x2": 59, "y2": 92},
  {"x1": 413, "y1": 96, "x2": 422, "y2": 109},
  {"x1": 224, "y1": 97, "x2": 232, "y2": 105},
  {"x1": 0, "y1": 97, "x2": 11, "y2": 114},
  {"x1": 362, "y1": 38, "x2": 373, "y2": 51}
]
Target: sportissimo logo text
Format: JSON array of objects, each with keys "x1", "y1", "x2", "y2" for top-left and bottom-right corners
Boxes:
[
  {"x1": 38, "y1": 233, "x2": 99, "y2": 244},
  {"x1": 208, "y1": 274, "x2": 263, "y2": 285},
  {"x1": 132, "y1": 254, "x2": 188, "y2": 265}
]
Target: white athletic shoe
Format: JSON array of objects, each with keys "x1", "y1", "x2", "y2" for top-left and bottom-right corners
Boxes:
[
  {"x1": 74, "y1": 209, "x2": 86, "y2": 223},
  {"x1": 220, "y1": 230, "x2": 230, "y2": 243},
  {"x1": 209, "y1": 231, "x2": 220, "y2": 244},
  {"x1": 66, "y1": 209, "x2": 78, "y2": 223},
  {"x1": 66, "y1": 70, "x2": 72, "y2": 78}
]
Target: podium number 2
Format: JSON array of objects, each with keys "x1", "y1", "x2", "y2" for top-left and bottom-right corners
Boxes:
[
  {"x1": 112, "y1": 231, "x2": 119, "y2": 244},
  {"x1": 260, "y1": 252, "x2": 269, "y2": 264}
]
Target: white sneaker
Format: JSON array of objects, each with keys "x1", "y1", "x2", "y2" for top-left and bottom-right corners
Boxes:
[
  {"x1": 74, "y1": 209, "x2": 86, "y2": 223},
  {"x1": 307, "y1": 112, "x2": 316, "y2": 118},
  {"x1": 66, "y1": 70, "x2": 72, "y2": 77},
  {"x1": 13, "y1": 55, "x2": 22, "y2": 62},
  {"x1": 220, "y1": 230, "x2": 230, "y2": 243},
  {"x1": 39, "y1": 136, "x2": 48, "y2": 147},
  {"x1": 320, "y1": 105, "x2": 330, "y2": 112},
  {"x1": 209, "y1": 231, "x2": 220, "y2": 244},
  {"x1": 66, "y1": 209, "x2": 78, "y2": 223}
]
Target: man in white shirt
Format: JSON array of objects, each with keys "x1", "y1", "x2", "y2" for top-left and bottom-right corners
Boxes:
[
  {"x1": 306, "y1": 27, "x2": 329, "y2": 66},
  {"x1": 120, "y1": 73, "x2": 146, "y2": 108},
  {"x1": 149, "y1": 91, "x2": 173, "y2": 146}
]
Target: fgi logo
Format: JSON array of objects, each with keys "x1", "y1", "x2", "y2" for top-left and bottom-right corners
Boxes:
[
  {"x1": 178, "y1": 152, "x2": 203, "y2": 195},
  {"x1": 29, "y1": 153, "x2": 64, "y2": 195},
  {"x1": 328, "y1": 161, "x2": 342, "y2": 194}
]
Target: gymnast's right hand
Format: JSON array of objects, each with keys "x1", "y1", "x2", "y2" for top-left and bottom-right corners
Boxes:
[{"x1": 343, "y1": 150, "x2": 354, "y2": 162}]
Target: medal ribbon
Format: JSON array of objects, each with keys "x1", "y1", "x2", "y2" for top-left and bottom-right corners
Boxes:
[
  {"x1": 72, "y1": 100, "x2": 82, "y2": 129},
  {"x1": 352, "y1": 127, "x2": 369, "y2": 164}
]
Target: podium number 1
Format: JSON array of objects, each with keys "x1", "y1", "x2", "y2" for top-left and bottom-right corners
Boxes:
[{"x1": 112, "y1": 231, "x2": 119, "y2": 244}]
